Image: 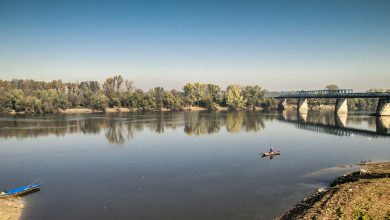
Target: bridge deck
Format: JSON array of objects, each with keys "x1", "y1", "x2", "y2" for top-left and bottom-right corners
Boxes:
[{"x1": 276, "y1": 92, "x2": 390, "y2": 99}]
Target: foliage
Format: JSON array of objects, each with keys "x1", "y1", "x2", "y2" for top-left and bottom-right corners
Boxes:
[
  {"x1": 325, "y1": 84, "x2": 340, "y2": 90},
  {"x1": 1, "y1": 78, "x2": 387, "y2": 114},
  {"x1": 163, "y1": 90, "x2": 183, "y2": 111},
  {"x1": 91, "y1": 93, "x2": 108, "y2": 111},
  {"x1": 226, "y1": 84, "x2": 246, "y2": 110},
  {"x1": 103, "y1": 75, "x2": 124, "y2": 107},
  {"x1": 242, "y1": 85, "x2": 265, "y2": 110}
]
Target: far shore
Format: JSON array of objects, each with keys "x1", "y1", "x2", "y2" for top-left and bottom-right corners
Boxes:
[
  {"x1": 0, "y1": 198, "x2": 23, "y2": 220},
  {"x1": 279, "y1": 161, "x2": 390, "y2": 219},
  {"x1": 5, "y1": 106, "x2": 267, "y2": 115}
]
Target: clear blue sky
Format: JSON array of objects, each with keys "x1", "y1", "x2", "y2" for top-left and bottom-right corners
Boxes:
[{"x1": 0, "y1": 0, "x2": 389, "y2": 91}]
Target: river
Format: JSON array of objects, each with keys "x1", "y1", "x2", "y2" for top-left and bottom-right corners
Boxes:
[{"x1": 0, "y1": 111, "x2": 389, "y2": 219}]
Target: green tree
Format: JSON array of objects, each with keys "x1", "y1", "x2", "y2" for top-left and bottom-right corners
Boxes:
[
  {"x1": 163, "y1": 90, "x2": 183, "y2": 111},
  {"x1": 193, "y1": 82, "x2": 206, "y2": 106},
  {"x1": 139, "y1": 92, "x2": 157, "y2": 111},
  {"x1": 103, "y1": 75, "x2": 124, "y2": 107},
  {"x1": 127, "y1": 89, "x2": 144, "y2": 109},
  {"x1": 91, "y1": 93, "x2": 108, "y2": 111},
  {"x1": 6, "y1": 89, "x2": 26, "y2": 112},
  {"x1": 204, "y1": 84, "x2": 222, "y2": 110},
  {"x1": 243, "y1": 85, "x2": 265, "y2": 110},
  {"x1": 151, "y1": 87, "x2": 165, "y2": 110},
  {"x1": 183, "y1": 83, "x2": 196, "y2": 106},
  {"x1": 226, "y1": 84, "x2": 246, "y2": 110}
]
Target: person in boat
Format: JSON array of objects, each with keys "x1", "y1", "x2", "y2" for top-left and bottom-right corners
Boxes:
[{"x1": 269, "y1": 147, "x2": 273, "y2": 153}]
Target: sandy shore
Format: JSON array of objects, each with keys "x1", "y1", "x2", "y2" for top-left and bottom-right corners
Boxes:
[
  {"x1": 279, "y1": 162, "x2": 390, "y2": 219},
  {"x1": 0, "y1": 198, "x2": 24, "y2": 220},
  {"x1": 5, "y1": 106, "x2": 272, "y2": 115}
]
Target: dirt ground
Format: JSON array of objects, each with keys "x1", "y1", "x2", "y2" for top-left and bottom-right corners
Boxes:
[
  {"x1": 0, "y1": 198, "x2": 23, "y2": 220},
  {"x1": 279, "y1": 162, "x2": 390, "y2": 219}
]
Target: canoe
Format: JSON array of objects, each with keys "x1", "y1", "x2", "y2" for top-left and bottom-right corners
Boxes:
[
  {"x1": 262, "y1": 151, "x2": 281, "y2": 157},
  {"x1": 0, "y1": 183, "x2": 41, "y2": 198}
]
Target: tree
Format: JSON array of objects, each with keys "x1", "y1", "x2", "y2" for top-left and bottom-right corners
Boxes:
[
  {"x1": 325, "y1": 84, "x2": 340, "y2": 90},
  {"x1": 243, "y1": 86, "x2": 265, "y2": 110},
  {"x1": 6, "y1": 89, "x2": 26, "y2": 112},
  {"x1": 150, "y1": 87, "x2": 165, "y2": 110},
  {"x1": 139, "y1": 92, "x2": 157, "y2": 111},
  {"x1": 204, "y1": 84, "x2": 222, "y2": 110},
  {"x1": 193, "y1": 82, "x2": 206, "y2": 106},
  {"x1": 163, "y1": 90, "x2": 183, "y2": 111},
  {"x1": 183, "y1": 83, "x2": 196, "y2": 106},
  {"x1": 127, "y1": 89, "x2": 144, "y2": 109},
  {"x1": 91, "y1": 93, "x2": 108, "y2": 111},
  {"x1": 103, "y1": 75, "x2": 124, "y2": 107},
  {"x1": 226, "y1": 84, "x2": 246, "y2": 110}
]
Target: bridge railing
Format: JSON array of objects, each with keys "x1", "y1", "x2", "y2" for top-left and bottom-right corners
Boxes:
[{"x1": 275, "y1": 90, "x2": 390, "y2": 99}]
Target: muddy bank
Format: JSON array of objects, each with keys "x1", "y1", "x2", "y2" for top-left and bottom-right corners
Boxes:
[
  {"x1": 279, "y1": 162, "x2": 390, "y2": 219},
  {"x1": 0, "y1": 198, "x2": 23, "y2": 220}
]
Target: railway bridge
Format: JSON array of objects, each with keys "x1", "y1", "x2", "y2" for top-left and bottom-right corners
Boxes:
[{"x1": 274, "y1": 89, "x2": 390, "y2": 116}]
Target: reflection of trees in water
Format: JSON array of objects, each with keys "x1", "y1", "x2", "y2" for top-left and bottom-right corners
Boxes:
[
  {"x1": 9, "y1": 110, "x2": 386, "y2": 144},
  {"x1": 0, "y1": 112, "x2": 268, "y2": 144},
  {"x1": 105, "y1": 121, "x2": 125, "y2": 145},
  {"x1": 226, "y1": 112, "x2": 243, "y2": 133},
  {"x1": 242, "y1": 112, "x2": 266, "y2": 132},
  {"x1": 184, "y1": 112, "x2": 221, "y2": 136},
  {"x1": 184, "y1": 111, "x2": 266, "y2": 135}
]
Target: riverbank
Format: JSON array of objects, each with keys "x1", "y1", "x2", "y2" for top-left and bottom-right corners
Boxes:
[
  {"x1": 279, "y1": 162, "x2": 390, "y2": 219},
  {"x1": 0, "y1": 198, "x2": 23, "y2": 220},
  {"x1": 6, "y1": 106, "x2": 263, "y2": 115}
]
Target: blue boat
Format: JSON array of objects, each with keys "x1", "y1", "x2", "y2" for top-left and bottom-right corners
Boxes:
[{"x1": 0, "y1": 182, "x2": 42, "y2": 198}]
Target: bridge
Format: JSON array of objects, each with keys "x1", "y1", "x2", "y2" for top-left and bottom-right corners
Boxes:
[{"x1": 274, "y1": 89, "x2": 390, "y2": 116}]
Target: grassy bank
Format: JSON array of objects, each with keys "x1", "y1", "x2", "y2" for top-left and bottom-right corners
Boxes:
[{"x1": 279, "y1": 162, "x2": 390, "y2": 219}]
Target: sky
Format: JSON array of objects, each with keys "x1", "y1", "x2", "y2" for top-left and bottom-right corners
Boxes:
[{"x1": 0, "y1": 0, "x2": 389, "y2": 91}]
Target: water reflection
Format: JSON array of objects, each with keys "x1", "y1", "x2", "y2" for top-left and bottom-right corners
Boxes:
[
  {"x1": 0, "y1": 112, "x2": 268, "y2": 144},
  {"x1": 279, "y1": 111, "x2": 390, "y2": 137},
  {"x1": 0, "y1": 111, "x2": 389, "y2": 144}
]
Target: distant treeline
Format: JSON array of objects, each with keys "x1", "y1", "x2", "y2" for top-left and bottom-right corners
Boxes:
[
  {"x1": 0, "y1": 78, "x2": 387, "y2": 114},
  {"x1": 0, "y1": 75, "x2": 278, "y2": 114}
]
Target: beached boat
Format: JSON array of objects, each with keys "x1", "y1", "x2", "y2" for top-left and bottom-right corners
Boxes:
[
  {"x1": 0, "y1": 183, "x2": 41, "y2": 198},
  {"x1": 262, "y1": 151, "x2": 281, "y2": 157}
]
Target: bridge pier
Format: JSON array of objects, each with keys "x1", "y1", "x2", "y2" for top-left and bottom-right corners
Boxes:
[
  {"x1": 298, "y1": 111, "x2": 307, "y2": 122},
  {"x1": 278, "y1": 99, "x2": 287, "y2": 111},
  {"x1": 297, "y1": 98, "x2": 308, "y2": 111},
  {"x1": 376, "y1": 117, "x2": 390, "y2": 134},
  {"x1": 335, "y1": 114, "x2": 347, "y2": 127},
  {"x1": 376, "y1": 98, "x2": 390, "y2": 116},
  {"x1": 335, "y1": 98, "x2": 348, "y2": 114}
]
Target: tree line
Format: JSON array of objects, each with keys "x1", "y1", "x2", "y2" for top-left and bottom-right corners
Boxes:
[{"x1": 0, "y1": 75, "x2": 277, "y2": 114}]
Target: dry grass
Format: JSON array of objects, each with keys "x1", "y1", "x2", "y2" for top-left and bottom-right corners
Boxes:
[
  {"x1": 104, "y1": 107, "x2": 132, "y2": 113},
  {"x1": 280, "y1": 162, "x2": 390, "y2": 220},
  {"x1": 59, "y1": 108, "x2": 96, "y2": 114}
]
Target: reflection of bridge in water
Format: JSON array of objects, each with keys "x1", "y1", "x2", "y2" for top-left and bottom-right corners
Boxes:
[{"x1": 279, "y1": 112, "x2": 390, "y2": 138}]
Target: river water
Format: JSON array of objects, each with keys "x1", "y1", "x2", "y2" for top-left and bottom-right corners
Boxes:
[{"x1": 0, "y1": 111, "x2": 389, "y2": 219}]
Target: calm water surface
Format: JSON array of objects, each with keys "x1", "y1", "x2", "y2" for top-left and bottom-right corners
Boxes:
[{"x1": 0, "y1": 111, "x2": 389, "y2": 220}]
